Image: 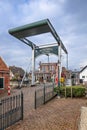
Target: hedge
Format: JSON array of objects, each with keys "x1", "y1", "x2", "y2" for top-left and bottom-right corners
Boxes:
[{"x1": 54, "y1": 86, "x2": 85, "y2": 97}]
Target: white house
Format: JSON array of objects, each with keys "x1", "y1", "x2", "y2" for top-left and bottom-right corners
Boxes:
[
  {"x1": 79, "y1": 66, "x2": 87, "y2": 83},
  {"x1": 10, "y1": 70, "x2": 14, "y2": 80}
]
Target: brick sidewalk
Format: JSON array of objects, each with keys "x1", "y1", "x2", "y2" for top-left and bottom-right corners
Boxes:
[{"x1": 6, "y1": 93, "x2": 87, "y2": 130}]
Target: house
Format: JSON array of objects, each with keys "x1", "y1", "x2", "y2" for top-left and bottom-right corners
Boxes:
[
  {"x1": 29, "y1": 62, "x2": 69, "y2": 83},
  {"x1": 61, "y1": 67, "x2": 71, "y2": 79},
  {"x1": 29, "y1": 62, "x2": 58, "y2": 82},
  {"x1": 9, "y1": 66, "x2": 25, "y2": 80},
  {"x1": 38, "y1": 62, "x2": 58, "y2": 82},
  {"x1": 10, "y1": 70, "x2": 14, "y2": 80},
  {"x1": 0, "y1": 57, "x2": 10, "y2": 93},
  {"x1": 70, "y1": 70, "x2": 79, "y2": 85},
  {"x1": 79, "y1": 66, "x2": 87, "y2": 84}
]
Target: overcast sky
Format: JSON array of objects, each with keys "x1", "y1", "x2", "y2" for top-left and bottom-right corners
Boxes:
[{"x1": 0, "y1": 0, "x2": 87, "y2": 71}]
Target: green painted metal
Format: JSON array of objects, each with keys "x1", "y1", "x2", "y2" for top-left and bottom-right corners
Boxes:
[
  {"x1": 8, "y1": 19, "x2": 68, "y2": 54},
  {"x1": 35, "y1": 45, "x2": 58, "y2": 58},
  {"x1": 8, "y1": 19, "x2": 50, "y2": 38}
]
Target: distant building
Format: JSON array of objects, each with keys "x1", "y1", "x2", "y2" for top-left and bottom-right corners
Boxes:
[
  {"x1": 79, "y1": 66, "x2": 87, "y2": 84},
  {"x1": 29, "y1": 62, "x2": 70, "y2": 83},
  {"x1": 61, "y1": 67, "x2": 71, "y2": 79},
  {"x1": 71, "y1": 70, "x2": 79, "y2": 85},
  {"x1": 9, "y1": 66, "x2": 25, "y2": 80},
  {"x1": 38, "y1": 62, "x2": 58, "y2": 82},
  {"x1": 29, "y1": 62, "x2": 57, "y2": 82},
  {"x1": 0, "y1": 57, "x2": 10, "y2": 92},
  {"x1": 10, "y1": 70, "x2": 14, "y2": 80}
]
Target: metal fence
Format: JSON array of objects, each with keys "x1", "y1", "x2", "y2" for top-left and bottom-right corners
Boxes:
[
  {"x1": 0, "y1": 92, "x2": 23, "y2": 130},
  {"x1": 35, "y1": 83, "x2": 57, "y2": 109}
]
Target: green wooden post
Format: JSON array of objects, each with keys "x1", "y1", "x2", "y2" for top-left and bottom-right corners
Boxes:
[
  {"x1": 35, "y1": 91, "x2": 36, "y2": 109},
  {"x1": 71, "y1": 86, "x2": 72, "y2": 98},
  {"x1": 65, "y1": 86, "x2": 66, "y2": 98},
  {"x1": 52, "y1": 82, "x2": 54, "y2": 96}
]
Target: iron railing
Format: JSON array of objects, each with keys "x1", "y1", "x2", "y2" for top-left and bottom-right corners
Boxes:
[
  {"x1": 0, "y1": 92, "x2": 23, "y2": 130},
  {"x1": 35, "y1": 83, "x2": 57, "y2": 109}
]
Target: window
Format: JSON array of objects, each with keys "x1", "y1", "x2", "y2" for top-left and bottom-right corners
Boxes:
[
  {"x1": 0, "y1": 77, "x2": 4, "y2": 89},
  {"x1": 42, "y1": 66, "x2": 45, "y2": 72},
  {"x1": 49, "y1": 66, "x2": 52, "y2": 71},
  {"x1": 82, "y1": 76, "x2": 85, "y2": 78},
  {"x1": 52, "y1": 66, "x2": 54, "y2": 71}
]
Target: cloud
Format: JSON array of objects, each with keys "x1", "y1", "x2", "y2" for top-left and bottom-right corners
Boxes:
[
  {"x1": 16, "y1": 0, "x2": 65, "y2": 24},
  {"x1": 0, "y1": 0, "x2": 87, "y2": 71}
]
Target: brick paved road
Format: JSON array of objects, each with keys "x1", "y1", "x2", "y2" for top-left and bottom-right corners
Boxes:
[
  {"x1": 11, "y1": 84, "x2": 45, "y2": 119},
  {"x1": 6, "y1": 85, "x2": 87, "y2": 130}
]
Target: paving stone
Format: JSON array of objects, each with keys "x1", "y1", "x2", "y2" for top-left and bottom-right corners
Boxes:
[
  {"x1": 5, "y1": 85, "x2": 87, "y2": 130},
  {"x1": 79, "y1": 106, "x2": 87, "y2": 130}
]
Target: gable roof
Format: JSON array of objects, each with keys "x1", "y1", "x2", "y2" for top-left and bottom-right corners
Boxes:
[
  {"x1": 0, "y1": 57, "x2": 9, "y2": 71},
  {"x1": 79, "y1": 65, "x2": 87, "y2": 73},
  {"x1": 9, "y1": 66, "x2": 25, "y2": 76}
]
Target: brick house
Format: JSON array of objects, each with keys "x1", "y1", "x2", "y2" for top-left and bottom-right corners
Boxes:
[
  {"x1": 0, "y1": 57, "x2": 10, "y2": 93},
  {"x1": 28, "y1": 61, "x2": 71, "y2": 85},
  {"x1": 38, "y1": 62, "x2": 58, "y2": 82},
  {"x1": 29, "y1": 62, "x2": 58, "y2": 82},
  {"x1": 39, "y1": 63, "x2": 72, "y2": 82},
  {"x1": 29, "y1": 62, "x2": 70, "y2": 83}
]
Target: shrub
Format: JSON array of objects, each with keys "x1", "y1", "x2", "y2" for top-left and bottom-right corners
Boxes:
[{"x1": 54, "y1": 86, "x2": 85, "y2": 97}]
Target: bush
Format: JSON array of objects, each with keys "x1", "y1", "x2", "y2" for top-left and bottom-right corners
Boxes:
[{"x1": 54, "y1": 86, "x2": 85, "y2": 97}]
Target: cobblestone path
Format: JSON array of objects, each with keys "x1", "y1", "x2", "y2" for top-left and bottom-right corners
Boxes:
[{"x1": 6, "y1": 86, "x2": 87, "y2": 130}]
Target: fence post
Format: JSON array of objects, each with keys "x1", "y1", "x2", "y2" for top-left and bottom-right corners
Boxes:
[
  {"x1": 35, "y1": 91, "x2": 36, "y2": 109},
  {"x1": 71, "y1": 86, "x2": 73, "y2": 99},
  {"x1": 44, "y1": 83, "x2": 45, "y2": 104},
  {"x1": 65, "y1": 86, "x2": 67, "y2": 98},
  {"x1": 21, "y1": 91, "x2": 23, "y2": 120},
  {"x1": 53, "y1": 82, "x2": 54, "y2": 96}
]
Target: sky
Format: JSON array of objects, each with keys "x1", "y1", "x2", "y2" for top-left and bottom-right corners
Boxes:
[{"x1": 0, "y1": 0, "x2": 87, "y2": 71}]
